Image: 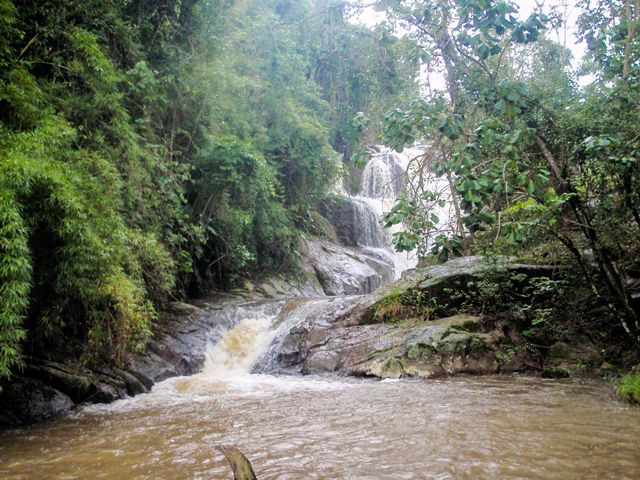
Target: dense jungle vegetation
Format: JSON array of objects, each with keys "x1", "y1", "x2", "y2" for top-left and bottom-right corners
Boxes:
[
  {"x1": 1, "y1": 0, "x2": 639, "y2": 388},
  {"x1": 0, "y1": 0, "x2": 418, "y2": 378}
]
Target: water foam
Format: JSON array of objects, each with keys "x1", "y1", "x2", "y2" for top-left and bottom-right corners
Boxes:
[{"x1": 202, "y1": 315, "x2": 277, "y2": 378}]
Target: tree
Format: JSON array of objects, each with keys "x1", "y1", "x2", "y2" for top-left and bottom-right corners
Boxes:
[{"x1": 374, "y1": 0, "x2": 640, "y2": 347}]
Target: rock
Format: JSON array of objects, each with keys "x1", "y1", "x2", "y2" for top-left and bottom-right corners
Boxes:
[
  {"x1": 319, "y1": 197, "x2": 390, "y2": 248},
  {"x1": 253, "y1": 274, "x2": 325, "y2": 298},
  {"x1": 92, "y1": 382, "x2": 120, "y2": 404},
  {"x1": 113, "y1": 368, "x2": 149, "y2": 396},
  {"x1": 301, "y1": 323, "x2": 398, "y2": 375},
  {"x1": 541, "y1": 367, "x2": 571, "y2": 379},
  {"x1": 125, "y1": 368, "x2": 154, "y2": 391},
  {"x1": 164, "y1": 301, "x2": 204, "y2": 316},
  {"x1": 292, "y1": 314, "x2": 513, "y2": 379},
  {"x1": 301, "y1": 239, "x2": 394, "y2": 296},
  {"x1": 127, "y1": 350, "x2": 179, "y2": 383},
  {"x1": 0, "y1": 377, "x2": 74, "y2": 426},
  {"x1": 0, "y1": 293, "x2": 252, "y2": 425},
  {"x1": 127, "y1": 301, "x2": 220, "y2": 382},
  {"x1": 546, "y1": 337, "x2": 601, "y2": 374},
  {"x1": 263, "y1": 256, "x2": 558, "y2": 379},
  {"x1": 25, "y1": 362, "x2": 97, "y2": 403}
]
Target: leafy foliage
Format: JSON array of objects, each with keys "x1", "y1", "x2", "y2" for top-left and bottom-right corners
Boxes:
[
  {"x1": 374, "y1": 0, "x2": 640, "y2": 348},
  {"x1": 0, "y1": 0, "x2": 419, "y2": 379},
  {"x1": 616, "y1": 372, "x2": 640, "y2": 404}
]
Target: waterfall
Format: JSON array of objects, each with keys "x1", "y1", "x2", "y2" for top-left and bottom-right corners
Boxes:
[
  {"x1": 330, "y1": 197, "x2": 390, "y2": 248},
  {"x1": 198, "y1": 297, "x2": 363, "y2": 378},
  {"x1": 327, "y1": 146, "x2": 427, "y2": 277},
  {"x1": 199, "y1": 299, "x2": 320, "y2": 378},
  {"x1": 202, "y1": 315, "x2": 277, "y2": 377},
  {"x1": 361, "y1": 155, "x2": 394, "y2": 199},
  {"x1": 197, "y1": 144, "x2": 457, "y2": 379},
  {"x1": 360, "y1": 151, "x2": 406, "y2": 200},
  {"x1": 337, "y1": 145, "x2": 456, "y2": 276}
]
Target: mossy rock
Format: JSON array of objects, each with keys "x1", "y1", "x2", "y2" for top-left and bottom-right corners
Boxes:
[
  {"x1": 406, "y1": 343, "x2": 434, "y2": 359},
  {"x1": 380, "y1": 357, "x2": 405, "y2": 378},
  {"x1": 434, "y1": 332, "x2": 489, "y2": 354}
]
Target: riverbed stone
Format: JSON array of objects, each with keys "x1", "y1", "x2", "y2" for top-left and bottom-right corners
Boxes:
[
  {"x1": 267, "y1": 256, "x2": 561, "y2": 379},
  {"x1": 25, "y1": 362, "x2": 97, "y2": 403},
  {"x1": 92, "y1": 382, "x2": 120, "y2": 403},
  {"x1": 0, "y1": 377, "x2": 74, "y2": 425},
  {"x1": 294, "y1": 313, "x2": 511, "y2": 378}
]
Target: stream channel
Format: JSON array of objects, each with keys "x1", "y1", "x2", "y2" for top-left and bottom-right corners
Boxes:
[{"x1": 0, "y1": 147, "x2": 639, "y2": 479}]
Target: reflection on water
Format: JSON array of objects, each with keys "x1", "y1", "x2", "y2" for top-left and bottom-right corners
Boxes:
[{"x1": 0, "y1": 374, "x2": 638, "y2": 479}]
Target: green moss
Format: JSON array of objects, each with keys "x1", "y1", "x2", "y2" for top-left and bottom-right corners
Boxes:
[
  {"x1": 364, "y1": 346, "x2": 394, "y2": 362},
  {"x1": 495, "y1": 350, "x2": 515, "y2": 364},
  {"x1": 435, "y1": 333, "x2": 471, "y2": 353},
  {"x1": 382, "y1": 356, "x2": 405, "y2": 377},
  {"x1": 469, "y1": 336, "x2": 487, "y2": 351},
  {"x1": 407, "y1": 343, "x2": 432, "y2": 359},
  {"x1": 616, "y1": 373, "x2": 640, "y2": 405},
  {"x1": 373, "y1": 286, "x2": 445, "y2": 323},
  {"x1": 460, "y1": 319, "x2": 479, "y2": 332},
  {"x1": 372, "y1": 289, "x2": 408, "y2": 323}
]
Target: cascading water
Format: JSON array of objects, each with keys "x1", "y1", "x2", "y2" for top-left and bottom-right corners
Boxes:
[
  {"x1": 332, "y1": 144, "x2": 457, "y2": 278},
  {"x1": 360, "y1": 149, "x2": 406, "y2": 200},
  {"x1": 202, "y1": 316, "x2": 277, "y2": 378},
  {"x1": 197, "y1": 297, "x2": 354, "y2": 379}
]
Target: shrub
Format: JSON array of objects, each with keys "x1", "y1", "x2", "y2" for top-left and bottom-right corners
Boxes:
[{"x1": 616, "y1": 373, "x2": 640, "y2": 405}]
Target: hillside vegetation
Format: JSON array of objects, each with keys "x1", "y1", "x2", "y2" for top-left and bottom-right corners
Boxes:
[
  {"x1": 0, "y1": 0, "x2": 417, "y2": 378},
  {"x1": 1, "y1": 0, "x2": 639, "y2": 392}
]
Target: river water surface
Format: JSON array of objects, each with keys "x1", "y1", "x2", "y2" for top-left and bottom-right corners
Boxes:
[{"x1": 1, "y1": 315, "x2": 639, "y2": 479}]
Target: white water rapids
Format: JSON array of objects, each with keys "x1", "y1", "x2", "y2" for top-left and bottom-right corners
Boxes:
[{"x1": 202, "y1": 316, "x2": 277, "y2": 378}]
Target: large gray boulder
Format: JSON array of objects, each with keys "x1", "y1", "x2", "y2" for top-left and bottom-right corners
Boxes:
[
  {"x1": 300, "y1": 239, "x2": 394, "y2": 296},
  {"x1": 261, "y1": 256, "x2": 555, "y2": 378},
  {"x1": 0, "y1": 377, "x2": 74, "y2": 425}
]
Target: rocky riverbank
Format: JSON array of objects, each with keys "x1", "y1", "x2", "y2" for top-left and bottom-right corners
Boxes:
[
  {"x1": 0, "y1": 255, "x2": 623, "y2": 426},
  {"x1": 0, "y1": 235, "x2": 399, "y2": 427},
  {"x1": 0, "y1": 300, "x2": 222, "y2": 426},
  {"x1": 264, "y1": 256, "x2": 591, "y2": 378}
]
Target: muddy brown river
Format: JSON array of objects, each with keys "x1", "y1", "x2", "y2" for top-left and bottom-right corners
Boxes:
[
  {"x1": 1, "y1": 315, "x2": 639, "y2": 479},
  {"x1": 0, "y1": 372, "x2": 638, "y2": 479}
]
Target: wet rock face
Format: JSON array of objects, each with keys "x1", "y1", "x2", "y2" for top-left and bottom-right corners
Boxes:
[
  {"x1": 0, "y1": 359, "x2": 156, "y2": 427},
  {"x1": 320, "y1": 197, "x2": 390, "y2": 248},
  {"x1": 264, "y1": 257, "x2": 557, "y2": 379},
  {"x1": 301, "y1": 239, "x2": 394, "y2": 296},
  {"x1": 293, "y1": 315, "x2": 533, "y2": 378},
  {"x1": 0, "y1": 377, "x2": 74, "y2": 425},
  {"x1": 128, "y1": 299, "x2": 252, "y2": 383}
]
